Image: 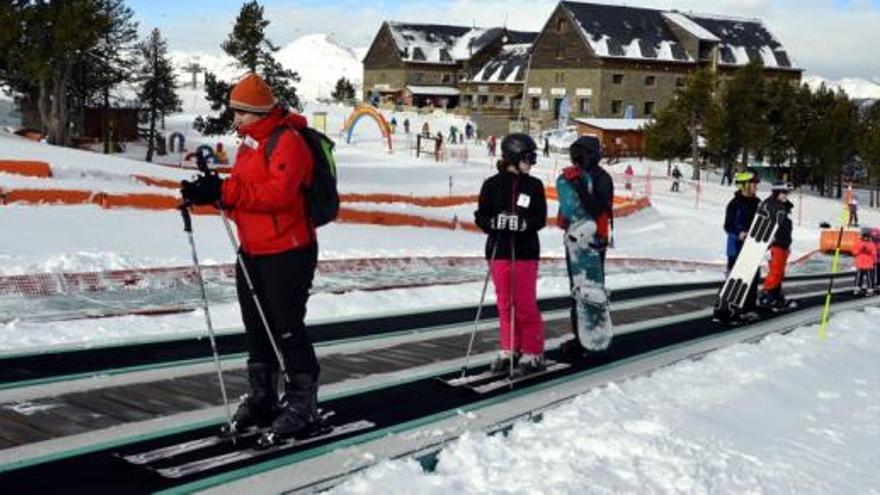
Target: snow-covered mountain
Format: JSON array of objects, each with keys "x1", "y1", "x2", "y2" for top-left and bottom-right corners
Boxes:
[
  {"x1": 169, "y1": 33, "x2": 363, "y2": 104},
  {"x1": 803, "y1": 75, "x2": 880, "y2": 99}
]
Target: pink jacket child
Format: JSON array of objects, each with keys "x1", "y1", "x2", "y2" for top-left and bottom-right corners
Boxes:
[
  {"x1": 873, "y1": 228, "x2": 880, "y2": 264},
  {"x1": 853, "y1": 236, "x2": 877, "y2": 271}
]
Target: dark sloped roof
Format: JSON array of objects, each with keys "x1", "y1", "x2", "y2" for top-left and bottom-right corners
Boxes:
[
  {"x1": 471, "y1": 44, "x2": 531, "y2": 83},
  {"x1": 387, "y1": 22, "x2": 498, "y2": 64},
  {"x1": 687, "y1": 15, "x2": 795, "y2": 68},
  {"x1": 561, "y1": 1, "x2": 692, "y2": 62}
]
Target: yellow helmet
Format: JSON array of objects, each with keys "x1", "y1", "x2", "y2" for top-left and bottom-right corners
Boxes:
[{"x1": 734, "y1": 171, "x2": 756, "y2": 184}]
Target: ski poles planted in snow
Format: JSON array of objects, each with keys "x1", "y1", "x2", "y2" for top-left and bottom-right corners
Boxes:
[
  {"x1": 194, "y1": 152, "x2": 291, "y2": 384},
  {"x1": 178, "y1": 201, "x2": 234, "y2": 435}
]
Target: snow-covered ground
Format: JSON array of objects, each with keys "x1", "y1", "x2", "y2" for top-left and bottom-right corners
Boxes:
[
  {"x1": 332, "y1": 306, "x2": 880, "y2": 494},
  {"x1": 2, "y1": 101, "x2": 879, "y2": 352}
]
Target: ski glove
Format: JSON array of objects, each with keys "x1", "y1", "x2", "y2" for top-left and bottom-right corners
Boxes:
[
  {"x1": 181, "y1": 173, "x2": 223, "y2": 206},
  {"x1": 491, "y1": 213, "x2": 527, "y2": 232}
]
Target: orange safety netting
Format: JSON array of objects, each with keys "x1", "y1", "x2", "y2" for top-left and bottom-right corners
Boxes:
[{"x1": 0, "y1": 160, "x2": 53, "y2": 178}]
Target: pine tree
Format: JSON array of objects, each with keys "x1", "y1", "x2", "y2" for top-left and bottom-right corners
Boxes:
[
  {"x1": 860, "y1": 102, "x2": 880, "y2": 206},
  {"x1": 707, "y1": 62, "x2": 769, "y2": 176},
  {"x1": 670, "y1": 68, "x2": 715, "y2": 180},
  {"x1": 196, "y1": 0, "x2": 300, "y2": 136},
  {"x1": 331, "y1": 77, "x2": 356, "y2": 102},
  {"x1": 763, "y1": 78, "x2": 798, "y2": 172},
  {"x1": 644, "y1": 104, "x2": 691, "y2": 172},
  {"x1": 135, "y1": 28, "x2": 181, "y2": 162}
]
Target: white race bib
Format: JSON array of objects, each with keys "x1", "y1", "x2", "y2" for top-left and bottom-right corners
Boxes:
[{"x1": 517, "y1": 193, "x2": 531, "y2": 208}]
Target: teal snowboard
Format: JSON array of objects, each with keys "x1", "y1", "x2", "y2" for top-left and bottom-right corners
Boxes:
[{"x1": 557, "y1": 174, "x2": 614, "y2": 351}]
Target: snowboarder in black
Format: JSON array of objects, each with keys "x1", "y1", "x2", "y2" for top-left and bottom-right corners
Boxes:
[
  {"x1": 474, "y1": 133, "x2": 548, "y2": 377},
  {"x1": 558, "y1": 135, "x2": 615, "y2": 357}
]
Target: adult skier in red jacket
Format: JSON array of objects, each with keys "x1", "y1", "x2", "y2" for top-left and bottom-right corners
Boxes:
[{"x1": 181, "y1": 73, "x2": 320, "y2": 443}]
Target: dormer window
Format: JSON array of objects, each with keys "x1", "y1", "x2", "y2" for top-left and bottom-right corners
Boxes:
[
  {"x1": 556, "y1": 18, "x2": 566, "y2": 33},
  {"x1": 413, "y1": 47, "x2": 426, "y2": 61},
  {"x1": 439, "y1": 49, "x2": 452, "y2": 62}
]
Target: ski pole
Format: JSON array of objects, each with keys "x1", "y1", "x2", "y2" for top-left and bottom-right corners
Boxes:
[
  {"x1": 460, "y1": 237, "x2": 499, "y2": 379},
  {"x1": 194, "y1": 150, "x2": 291, "y2": 383},
  {"x1": 509, "y1": 231, "x2": 516, "y2": 383},
  {"x1": 819, "y1": 206, "x2": 850, "y2": 340},
  {"x1": 178, "y1": 202, "x2": 234, "y2": 433}
]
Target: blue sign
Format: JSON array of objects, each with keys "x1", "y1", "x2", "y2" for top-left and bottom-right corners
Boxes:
[{"x1": 558, "y1": 96, "x2": 570, "y2": 130}]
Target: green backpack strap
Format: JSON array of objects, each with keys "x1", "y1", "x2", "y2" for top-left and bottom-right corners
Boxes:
[{"x1": 263, "y1": 124, "x2": 293, "y2": 166}]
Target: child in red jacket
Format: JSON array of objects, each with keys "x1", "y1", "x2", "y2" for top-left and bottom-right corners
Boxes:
[{"x1": 853, "y1": 228, "x2": 877, "y2": 295}]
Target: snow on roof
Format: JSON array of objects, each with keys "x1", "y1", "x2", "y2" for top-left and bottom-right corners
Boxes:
[
  {"x1": 662, "y1": 12, "x2": 720, "y2": 42},
  {"x1": 470, "y1": 44, "x2": 531, "y2": 84},
  {"x1": 387, "y1": 22, "x2": 492, "y2": 64},
  {"x1": 575, "y1": 118, "x2": 652, "y2": 131},
  {"x1": 562, "y1": 2, "x2": 693, "y2": 63},
  {"x1": 406, "y1": 85, "x2": 462, "y2": 96},
  {"x1": 560, "y1": 2, "x2": 796, "y2": 69}
]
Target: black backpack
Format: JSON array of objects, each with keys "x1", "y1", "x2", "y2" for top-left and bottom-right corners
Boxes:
[{"x1": 265, "y1": 125, "x2": 339, "y2": 227}]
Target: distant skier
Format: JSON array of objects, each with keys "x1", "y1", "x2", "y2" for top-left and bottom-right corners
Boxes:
[
  {"x1": 671, "y1": 165, "x2": 682, "y2": 192},
  {"x1": 449, "y1": 125, "x2": 458, "y2": 145},
  {"x1": 623, "y1": 164, "x2": 634, "y2": 192},
  {"x1": 757, "y1": 182, "x2": 794, "y2": 309},
  {"x1": 474, "y1": 134, "x2": 547, "y2": 377},
  {"x1": 403, "y1": 118, "x2": 411, "y2": 135},
  {"x1": 853, "y1": 228, "x2": 877, "y2": 295},
  {"x1": 558, "y1": 136, "x2": 615, "y2": 357},
  {"x1": 421, "y1": 122, "x2": 430, "y2": 136},
  {"x1": 848, "y1": 196, "x2": 860, "y2": 227},
  {"x1": 543, "y1": 136, "x2": 550, "y2": 157},
  {"x1": 465, "y1": 122, "x2": 474, "y2": 140},
  {"x1": 435, "y1": 131, "x2": 444, "y2": 161},
  {"x1": 180, "y1": 73, "x2": 321, "y2": 444},
  {"x1": 487, "y1": 135, "x2": 497, "y2": 157},
  {"x1": 722, "y1": 171, "x2": 761, "y2": 310},
  {"x1": 390, "y1": 117, "x2": 398, "y2": 134}
]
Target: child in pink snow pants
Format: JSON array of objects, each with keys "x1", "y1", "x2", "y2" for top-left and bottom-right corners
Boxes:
[{"x1": 474, "y1": 134, "x2": 548, "y2": 378}]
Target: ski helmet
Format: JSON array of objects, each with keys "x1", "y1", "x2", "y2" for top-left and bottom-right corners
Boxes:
[
  {"x1": 771, "y1": 181, "x2": 792, "y2": 195},
  {"x1": 501, "y1": 133, "x2": 538, "y2": 167},
  {"x1": 734, "y1": 171, "x2": 757, "y2": 184},
  {"x1": 570, "y1": 135, "x2": 602, "y2": 169}
]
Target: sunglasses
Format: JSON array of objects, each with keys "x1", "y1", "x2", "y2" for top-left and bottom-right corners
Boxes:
[{"x1": 523, "y1": 151, "x2": 537, "y2": 166}]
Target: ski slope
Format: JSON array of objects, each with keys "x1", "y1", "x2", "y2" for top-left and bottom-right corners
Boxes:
[{"x1": 332, "y1": 307, "x2": 880, "y2": 494}]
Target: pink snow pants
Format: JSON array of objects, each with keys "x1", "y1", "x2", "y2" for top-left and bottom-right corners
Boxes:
[{"x1": 490, "y1": 260, "x2": 545, "y2": 354}]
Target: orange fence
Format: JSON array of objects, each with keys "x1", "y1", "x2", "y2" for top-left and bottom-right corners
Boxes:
[
  {"x1": 819, "y1": 229, "x2": 861, "y2": 255},
  {"x1": 0, "y1": 160, "x2": 53, "y2": 178}
]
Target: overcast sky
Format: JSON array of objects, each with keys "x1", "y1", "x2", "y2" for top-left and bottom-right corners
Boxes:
[{"x1": 125, "y1": 0, "x2": 880, "y2": 80}]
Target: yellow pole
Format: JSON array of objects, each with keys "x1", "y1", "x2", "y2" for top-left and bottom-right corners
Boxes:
[{"x1": 818, "y1": 205, "x2": 851, "y2": 340}]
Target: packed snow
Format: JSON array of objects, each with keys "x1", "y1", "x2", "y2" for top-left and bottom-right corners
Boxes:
[{"x1": 332, "y1": 306, "x2": 880, "y2": 494}]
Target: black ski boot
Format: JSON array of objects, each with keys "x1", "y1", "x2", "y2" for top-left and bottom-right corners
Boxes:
[
  {"x1": 510, "y1": 353, "x2": 546, "y2": 379},
  {"x1": 222, "y1": 362, "x2": 278, "y2": 436},
  {"x1": 256, "y1": 374, "x2": 324, "y2": 448},
  {"x1": 488, "y1": 351, "x2": 517, "y2": 374}
]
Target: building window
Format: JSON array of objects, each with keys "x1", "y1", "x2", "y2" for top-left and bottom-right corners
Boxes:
[
  {"x1": 611, "y1": 100, "x2": 623, "y2": 115},
  {"x1": 531, "y1": 97, "x2": 540, "y2": 111},
  {"x1": 579, "y1": 97, "x2": 590, "y2": 114},
  {"x1": 512, "y1": 97, "x2": 522, "y2": 109},
  {"x1": 644, "y1": 101, "x2": 655, "y2": 116},
  {"x1": 478, "y1": 94, "x2": 488, "y2": 107},
  {"x1": 557, "y1": 18, "x2": 566, "y2": 33},
  {"x1": 463, "y1": 95, "x2": 474, "y2": 108},
  {"x1": 645, "y1": 75, "x2": 656, "y2": 86},
  {"x1": 676, "y1": 77, "x2": 686, "y2": 88},
  {"x1": 442, "y1": 74, "x2": 452, "y2": 84},
  {"x1": 493, "y1": 95, "x2": 506, "y2": 106},
  {"x1": 612, "y1": 74, "x2": 623, "y2": 84},
  {"x1": 413, "y1": 73, "x2": 424, "y2": 83}
]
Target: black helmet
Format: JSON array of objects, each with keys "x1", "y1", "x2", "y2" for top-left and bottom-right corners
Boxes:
[
  {"x1": 570, "y1": 135, "x2": 602, "y2": 169},
  {"x1": 501, "y1": 133, "x2": 538, "y2": 166}
]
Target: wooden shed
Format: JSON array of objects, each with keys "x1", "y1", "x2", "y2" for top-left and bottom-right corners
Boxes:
[{"x1": 574, "y1": 118, "x2": 650, "y2": 158}]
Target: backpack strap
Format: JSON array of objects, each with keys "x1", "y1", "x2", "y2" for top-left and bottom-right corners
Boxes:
[{"x1": 263, "y1": 124, "x2": 295, "y2": 165}]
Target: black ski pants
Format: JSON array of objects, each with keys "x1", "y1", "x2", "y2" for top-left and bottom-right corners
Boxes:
[{"x1": 237, "y1": 244, "x2": 320, "y2": 380}]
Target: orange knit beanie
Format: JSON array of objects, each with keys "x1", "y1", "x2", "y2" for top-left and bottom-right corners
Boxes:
[{"x1": 229, "y1": 73, "x2": 275, "y2": 113}]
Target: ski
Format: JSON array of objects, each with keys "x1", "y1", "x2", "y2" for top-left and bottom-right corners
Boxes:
[
  {"x1": 121, "y1": 430, "x2": 258, "y2": 466},
  {"x1": 155, "y1": 419, "x2": 375, "y2": 479},
  {"x1": 443, "y1": 368, "x2": 509, "y2": 387},
  {"x1": 121, "y1": 409, "x2": 336, "y2": 466},
  {"x1": 470, "y1": 362, "x2": 570, "y2": 394}
]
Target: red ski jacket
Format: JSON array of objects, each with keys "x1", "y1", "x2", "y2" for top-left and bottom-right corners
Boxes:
[{"x1": 221, "y1": 108, "x2": 315, "y2": 255}]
